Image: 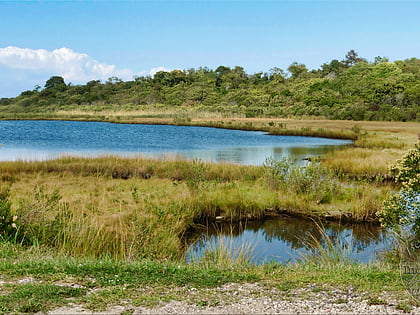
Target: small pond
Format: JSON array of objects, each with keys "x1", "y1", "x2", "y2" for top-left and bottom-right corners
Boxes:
[
  {"x1": 186, "y1": 216, "x2": 391, "y2": 264},
  {"x1": 0, "y1": 120, "x2": 352, "y2": 165}
]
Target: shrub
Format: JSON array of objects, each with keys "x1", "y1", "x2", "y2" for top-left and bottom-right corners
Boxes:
[
  {"x1": 378, "y1": 144, "x2": 420, "y2": 241},
  {"x1": 263, "y1": 157, "x2": 338, "y2": 204}
]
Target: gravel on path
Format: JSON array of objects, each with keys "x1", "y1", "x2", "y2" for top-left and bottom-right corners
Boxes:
[{"x1": 49, "y1": 282, "x2": 420, "y2": 314}]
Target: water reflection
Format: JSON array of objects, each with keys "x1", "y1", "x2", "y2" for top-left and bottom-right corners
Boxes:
[
  {"x1": 181, "y1": 145, "x2": 349, "y2": 166},
  {"x1": 186, "y1": 216, "x2": 390, "y2": 264},
  {"x1": 0, "y1": 120, "x2": 352, "y2": 165}
]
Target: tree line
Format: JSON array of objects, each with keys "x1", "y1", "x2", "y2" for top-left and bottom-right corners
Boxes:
[{"x1": 1, "y1": 50, "x2": 419, "y2": 121}]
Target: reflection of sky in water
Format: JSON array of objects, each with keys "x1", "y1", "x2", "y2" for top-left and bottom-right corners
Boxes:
[
  {"x1": 186, "y1": 218, "x2": 391, "y2": 264},
  {"x1": 0, "y1": 120, "x2": 352, "y2": 165},
  {"x1": 175, "y1": 146, "x2": 346, "y2": 165}
]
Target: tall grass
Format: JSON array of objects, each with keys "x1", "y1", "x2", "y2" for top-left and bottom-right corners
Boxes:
[
  {"x1": 296, "y1": 221, "x2": 355, "y2": 266},
  {"x1": 0, "y1": 156, "x2": 391, "y2": 260},
  {"x1": 323, "y1": 147, "x2": 401, "y2": 180},
  {"x1": 189, "y1": 226, "x2": 258, "y2": 268},
  {"x1": 7, "y1": 177, "x2": 188, "y2": 260}
]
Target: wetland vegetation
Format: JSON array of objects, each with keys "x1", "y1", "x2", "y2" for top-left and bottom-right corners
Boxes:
[
  {"x1": 0, "y1": 120, "x2": 418, "y2": 312},
  {"x1": 0, "y1": 51, "x2": 419, "y2": 312}
]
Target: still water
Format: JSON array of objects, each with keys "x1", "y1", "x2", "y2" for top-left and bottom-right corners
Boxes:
[
  {"x1": 186, "y1": 217, "x2": 391, "y2": 264},
  {"x1": 0, "y1": 120, "x2": 352, "y2": 165},
  {"x1": 1, "y1": 120, "x2": 388, "y2": 263}
]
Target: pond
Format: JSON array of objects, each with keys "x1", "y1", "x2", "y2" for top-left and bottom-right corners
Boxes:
[
  {"x1": 186, "y1": 216, "x2": 391, "y2": 264},
  {"x1": 1, "y1": 120, "x2": 389, "y2": 263},
  {"x1": 0, "y1": 120, "x2": 352, "y2": 165}
]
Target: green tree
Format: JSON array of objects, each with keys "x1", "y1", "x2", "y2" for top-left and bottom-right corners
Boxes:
[
  {"x1": 321, "y1": 59, "x2": 344, "y2": 76},
  {"x1": 373, "y1": 56, "x2": 389, "y2": 65},
  {"x1": 287, "y1": 62, "x2": 308, "y2": 79},
  {"x1": 342, "y1": 49, "x2": 365, "y2": 68},
  {"x1": 269, "y1": 67, "x2": 286, "y2": 83},
  {"x1": 44, "y1": 76, "x2": 66, "y2": 91}
]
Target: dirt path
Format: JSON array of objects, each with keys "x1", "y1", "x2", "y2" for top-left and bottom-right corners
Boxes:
[{"x1": 48, "y1": 282, "x2": 420, "y2": 314}]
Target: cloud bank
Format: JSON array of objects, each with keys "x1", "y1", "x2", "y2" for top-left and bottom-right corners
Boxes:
[
  {"x1": 0, "y1": 46, "x2": 171, "y2": 97},
  {"x1": 0, "y1": 46, "x2": 133, "y2": 82}
]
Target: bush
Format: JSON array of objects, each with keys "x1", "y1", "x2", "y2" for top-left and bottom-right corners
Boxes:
[
  {"x1": 264, "y1": 157, "x2": 338, "y2": 204},
  {"x1": 378, "y1": 144, "x2": 420, "y2": 240}
]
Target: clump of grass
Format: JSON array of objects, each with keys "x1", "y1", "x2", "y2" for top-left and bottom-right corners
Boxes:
[
  {"x1": 347, "y1": 182, "x2": 389, "y2": 221},
  {"x1": 16, "y1": 185, "x2": 63, "y2": 246},
  {"x1": 185, "y1": 158, "x2": 209, "y2": 193},
  {"x1": 111, "y1": 166, "x2": 132, "y2": 179},
  {"x1": 296, "y1": 221, "x2": 355, "y2": 266},
  {"x1": 191, "y1": 231, "x2": 258, "y2": 269},
  {"x1": 173, "y1": 116, "x2": 192, "y2": 125}
]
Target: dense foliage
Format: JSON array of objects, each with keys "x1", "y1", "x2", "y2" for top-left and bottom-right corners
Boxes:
[
  {"x1": 378, "y1": 144, "x2": 420, "y2": 240},
  {"x1": 1, "y1": 50, "x2": 420, "y2": 121}
]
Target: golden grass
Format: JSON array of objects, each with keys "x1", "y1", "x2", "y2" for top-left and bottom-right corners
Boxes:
[
  {"x1": 44, "y1": 108, "x2": 419, "y2": 139},
  {"x1": 323, "y1": 148, "x2": 402, "y2": 179},
  {"x1": 1, "y1": 155, "x2": 392, "y2": 260},
  {"x1": 55, "y1": 105, "x2": 245, "y2": 121},
  {"x1": 9, "y1": 174, "x2": 191, "y2": 260}
]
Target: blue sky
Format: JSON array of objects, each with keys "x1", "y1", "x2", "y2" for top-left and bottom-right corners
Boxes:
[{"x1": 0, "y1": 0, "x2": 419, "y2": 97}]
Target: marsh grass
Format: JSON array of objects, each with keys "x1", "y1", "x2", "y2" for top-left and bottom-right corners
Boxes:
[
  {"x1": 0, "y1": 155, "x2": 263, "y2": 183},
  {"x1": 323, "y1": 147, "x2": 402, "y2": 180},
  {"x1": 191, "y1": 235, "x2": 258, "y2": 269},
  {"x1": 2, "y1": 119, "x2": 409, "y2": 261},
  {"x1": 1, "y1": 116, "x2": 417, "y2": 183},
  {"x1": 189, "y1": 182, "x2": 275, "y2": 220},
  {"x1": 8, "y1": 176, "x2": 189, "y2": 260},
  {"x1": 0, "y1": 155, "x2": 392, "y2": 260},
  {"x1": 296, "y1": 221, "x2": 355, "y2": 266},
  {"x1": 269, "y1": 126, "x2": 358, "y2": 140}
]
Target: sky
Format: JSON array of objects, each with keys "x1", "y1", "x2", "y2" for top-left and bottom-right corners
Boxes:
[{"x1": 0, "y1": 0, "x2": 420, "y2": 98}]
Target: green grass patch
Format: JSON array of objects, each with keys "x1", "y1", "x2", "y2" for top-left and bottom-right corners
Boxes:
[{"x1": 0, "y1": 283, "x2": 87, "y2": 313}]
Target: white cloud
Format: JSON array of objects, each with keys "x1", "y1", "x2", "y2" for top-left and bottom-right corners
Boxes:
[
  {"x1": 149, "y1": 66, "x2": 171, "y2": 76},
  {"x1": 0, "y1": 46, "x2": 133, "y2": 82},
  {"x1": 0, "y1": 46, "x2": 172, "y2": 97}
]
